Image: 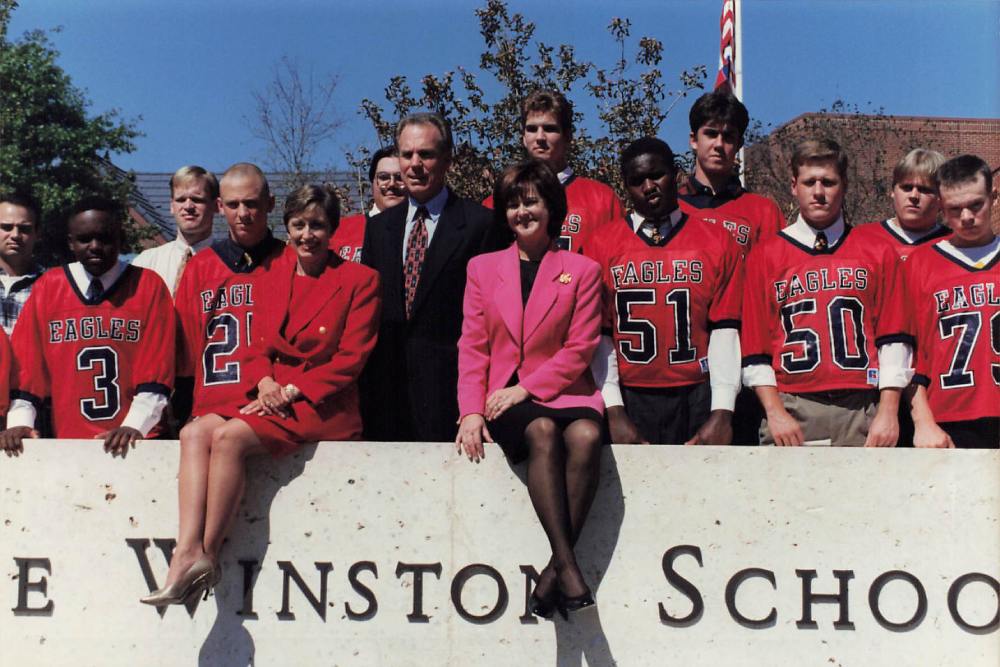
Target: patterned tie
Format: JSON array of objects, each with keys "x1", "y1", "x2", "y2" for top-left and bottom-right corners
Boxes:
[
  {"x1": 172, "y1": 247, "x2": 193, "y2": 294},
  {"x1": 643, "y1": 221, "x2": 662, "y2": 244},
  {"x1": 87, "y1": 279, "x2": 103, "y2": 303},
  {"x1": 814, "y1": 230, "x2": 829, "y2": 251},
  {"x1": 404, "y1": 206, "x2": 429, "y2": 319}
]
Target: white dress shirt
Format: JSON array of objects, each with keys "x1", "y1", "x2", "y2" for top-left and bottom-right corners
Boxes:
[
  {"x1": 884, "y1": 217, "x2": 945, "y2": 244},
  {"x1": 401, "y1": 187, "x2": 449, "y2": 264},
  {"x1": 6, "y1": 260, "x2": 168, "y2": 436},
  {"x1": 132, "y1": 234, "x2": 213, "y2": 296},
  {"x1": 591, "y1": 208, "x2": 742, "y2": 411}
]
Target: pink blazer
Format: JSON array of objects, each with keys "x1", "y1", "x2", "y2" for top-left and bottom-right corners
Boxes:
[{"x1": 457, "y1": 244, "x2": 604, "y2": 418}]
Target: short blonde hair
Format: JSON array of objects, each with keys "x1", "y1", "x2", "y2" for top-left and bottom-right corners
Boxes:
[
  {"x1": 791, "y1": 138, "x2": 848, "y2": 181},
  {"x1": 221, "y1": 163, "x2": 270, "y2": 200},
  {"x1": 892, "y1": 148, "x2": 946, "y2": 188},
  {"x1": 169, "y1": 165, "x2": 219, "y2": 199}
]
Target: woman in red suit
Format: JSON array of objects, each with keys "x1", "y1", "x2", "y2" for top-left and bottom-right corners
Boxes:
[
  {"x1": 142, "y1": 184, "x2": 381, "y2": 606},
  {"x1": 456, "y1": 160, "x2": 604, "y2": 618}
]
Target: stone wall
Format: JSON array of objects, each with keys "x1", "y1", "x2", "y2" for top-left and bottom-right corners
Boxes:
[{"x1": 2, "y1": 441, "x2": 997, "y2": 665}]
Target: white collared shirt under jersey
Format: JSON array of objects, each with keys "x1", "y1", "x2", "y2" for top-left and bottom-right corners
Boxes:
[
  {"x1": 935, "y1": 236, "x2": 1000, "y2": 267},
  {"x1": 6, "y1": 259, "x2": 169, "y2": 437},
  {"x1": 742, "y1": 213, "x2": 913, "y2": 390},
  {"x1": 629, "y1": 208, "x2": 684, "y2": 239},
  {"x1": 783, "y1": 213, "x2": 846, "y2": 248},
  {"x1": 401, "y1": 187, "x2": 450, "y2": 263},
  {"x1": 132, "y1": 234, "x2": 213, "y2": 296},
  {"x1": 591, "y1": 206, "x2": 741, "y2": 412},
  {"x1": 556, "y1": 167, "x2": 573, "y2": 185},
  {"x1": 884, "y1": 217, "x2": 945, "y2": 244}
]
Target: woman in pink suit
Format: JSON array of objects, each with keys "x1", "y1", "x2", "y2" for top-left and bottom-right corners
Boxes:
[
  {"x1": 142, "y1": 184, "x2": 380, "y2": 606},
  {"x1": 456, "y1": 160, "x2": 604, "y2": 619}
]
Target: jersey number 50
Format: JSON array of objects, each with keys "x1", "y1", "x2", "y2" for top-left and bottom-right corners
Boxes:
[{"x1": 779, "y1": 297, "x2": 868, "y2": 373}]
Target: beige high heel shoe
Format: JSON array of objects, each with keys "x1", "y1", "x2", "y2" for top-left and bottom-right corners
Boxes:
[{"x1": 140, "y1": 557, "x2": 218, "y2": 606}]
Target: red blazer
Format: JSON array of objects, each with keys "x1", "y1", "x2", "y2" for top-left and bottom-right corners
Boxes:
[
  {"x1": 242, "y1": 246, "x2": 381, "y2": 441},
  {"x1": 458, "y1": 244, "x2": 604, "y2": 419}
]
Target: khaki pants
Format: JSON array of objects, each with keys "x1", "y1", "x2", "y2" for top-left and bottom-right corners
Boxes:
[{"x1": 760, "y1": 390, "x2": 877, "y2": 447}]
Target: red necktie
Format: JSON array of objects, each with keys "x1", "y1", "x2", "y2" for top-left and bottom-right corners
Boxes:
[{"x1": 404, "y1": 206, "x2": 429, "y2": 319}]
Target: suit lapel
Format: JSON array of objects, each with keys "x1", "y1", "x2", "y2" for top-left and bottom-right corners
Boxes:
[
  {"x1": 411, "y1": 191, "x2": 464, "y2": 317},
  {"x1": 495, "y1": 244, "x2": 523, "y2": 341},
  {"x1": 284, "y1": 255, "x2": 344, "y2": 339},
  {"x1": 522, "y1": 248, "x2": 563, "y2": 342}
]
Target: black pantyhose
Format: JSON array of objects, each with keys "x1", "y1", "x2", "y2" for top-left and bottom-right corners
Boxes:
[{"x1": 525, "y1": 417, "x2": 603, "y2": 601}]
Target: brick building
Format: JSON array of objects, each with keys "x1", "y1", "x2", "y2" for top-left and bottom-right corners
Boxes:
[{"x1": 745, "y1": 113, "x2": 1000, "y2": 226}]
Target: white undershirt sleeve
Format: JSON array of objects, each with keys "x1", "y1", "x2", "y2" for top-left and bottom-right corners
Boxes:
[
  {"x1": 119, "y1": 391, "x2": 169, "y2": 437},
  {"x1": 877, "y1": 342, "x2": 913, "y2": 389},
  {"x1": 707, "y1": 328, "x2": 741, "y2": 411},
  {"x1": 742, "y1": 363, "x2": 777, "y2": 388},
  {"x1": 5, "y1": 398, "x2": 37, "y2": 430},
  {"x1": 591, "y1": 334, "x2": 624, "y2": 408}
]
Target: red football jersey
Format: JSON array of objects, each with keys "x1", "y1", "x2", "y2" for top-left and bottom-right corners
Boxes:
[
  {"x1": 588, "y1": 213, "x2": 744, "y2": 388},
  {"x1": 10, "y1": 265, "x2": 175, "y2": 437},
  {"x1": 484, "y1": 174, "x2": 624, "y2": 254},
  {"x1": 0, "y1": 326, "x2": 10, "y2": 416},
  {"x1": 330, "y1": 213, "x2": 366, "y2": 263},
  {"x1": 175, "y1": 237, "x2": 285, "y2": 416},
  {"x1": 741, "y1": 227, "x2": 909, "y2": 393},
  {"x1": 852, "y1": 219, "x2": 951, "y2": 261},
  {"x1": 904, "y1": 243, "x2": 1000, "y2": 422},
  {"x1": 679, "y1": 191, "x2": 784, "y2": 251}
]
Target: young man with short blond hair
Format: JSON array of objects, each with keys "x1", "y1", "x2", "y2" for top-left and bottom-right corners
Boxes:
[{"x1": 741, "y1": 139, "x2": 912, "y2": 447}]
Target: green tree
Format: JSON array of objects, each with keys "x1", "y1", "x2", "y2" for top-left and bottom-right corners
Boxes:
[
  {"x1": 347, "y1": 0, "x2": 706, "y2": 211},
  {"x1": 0, "y1": 0, "x2": 142, "y2": 266}
]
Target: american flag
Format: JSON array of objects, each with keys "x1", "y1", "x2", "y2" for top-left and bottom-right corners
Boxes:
[{"x1": 714, "y1": 0, "x2": 737, "y2": 93}]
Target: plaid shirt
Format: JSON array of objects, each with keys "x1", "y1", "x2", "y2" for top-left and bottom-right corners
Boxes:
[{"x1": 0, "y1": 265, "x2": 44, "y2": 335}]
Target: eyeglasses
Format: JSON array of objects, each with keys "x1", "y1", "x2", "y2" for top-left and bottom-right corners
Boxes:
[{"x1": 375, "y1": 172, "x2": 404, "y2": 184}]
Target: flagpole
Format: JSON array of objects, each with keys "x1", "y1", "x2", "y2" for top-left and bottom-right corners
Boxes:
[
  {"x1": 734, "y1": 0, "x2": 743, "y2": 102},
  {"x1": 734, "y1": 0, "x2": 745, "y2": 185}
]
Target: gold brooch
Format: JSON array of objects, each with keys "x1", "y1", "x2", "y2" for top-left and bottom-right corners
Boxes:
[
  {"x1": 558, "y1": 272, "x2": 572, "y2": 284},
  {"x1": 319, "y1": 326, "x2": 327, "y2": 334}
]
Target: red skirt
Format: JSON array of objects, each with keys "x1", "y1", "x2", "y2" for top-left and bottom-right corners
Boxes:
[{"x1": 218, "y1": 384, "x2": 363, "y2": 457}]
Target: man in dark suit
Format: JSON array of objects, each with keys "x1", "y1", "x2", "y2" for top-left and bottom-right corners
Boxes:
[{"x1": 361, "y1": 112, "x2": 493, "y2": 441}]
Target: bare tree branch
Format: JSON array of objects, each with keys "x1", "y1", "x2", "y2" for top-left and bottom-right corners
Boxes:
[{"x1": 247, "y1": 56, "x2": 342, "y2": 189}]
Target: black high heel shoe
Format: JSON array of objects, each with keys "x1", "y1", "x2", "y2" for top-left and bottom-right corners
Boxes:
[
  {"x1": 528, "y1": 589, "x2": 559, "y2": 620},
  {"x1": 556, "y1": 590, "x2": 595, "y2": 620}
]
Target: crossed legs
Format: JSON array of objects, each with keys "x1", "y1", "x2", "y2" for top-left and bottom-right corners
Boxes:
[
  {"x1": 164, "y1": 415, "x2": 267, "y2": 586},
  {"x1": 524, "y1": 417, "x2": 603, "y2": 601}
]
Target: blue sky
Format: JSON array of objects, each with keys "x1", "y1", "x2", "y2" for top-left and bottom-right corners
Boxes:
[{"x1": 9, "y1": 0, "x2": 1000, "y2": 172}]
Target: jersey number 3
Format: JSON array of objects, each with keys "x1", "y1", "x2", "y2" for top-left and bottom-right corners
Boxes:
[{"x1": 78, "y1": 346, "x2": 120, "y2": 421}]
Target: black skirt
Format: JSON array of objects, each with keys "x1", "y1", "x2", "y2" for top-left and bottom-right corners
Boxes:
[{"x1": 487, "y1": 400, "x2": 603, "y2": 464}]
